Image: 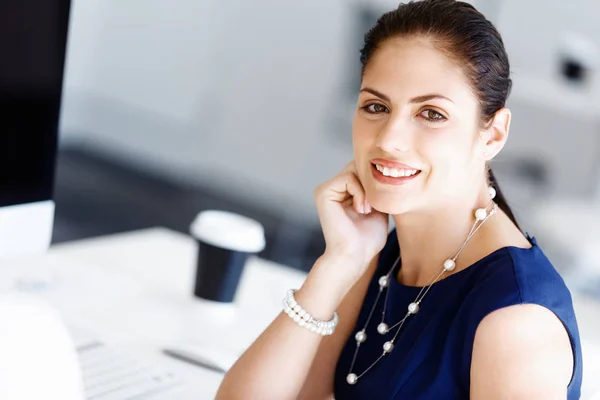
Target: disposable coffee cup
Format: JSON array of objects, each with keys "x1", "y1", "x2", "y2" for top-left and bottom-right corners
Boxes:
[{"x1": 190, "y1": 210, "x2": 266, "y2": 303}]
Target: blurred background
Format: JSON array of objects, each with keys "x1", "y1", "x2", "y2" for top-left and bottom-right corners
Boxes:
[{"x1": 54, "y1": 0, "x2": 600, "y2": 279}]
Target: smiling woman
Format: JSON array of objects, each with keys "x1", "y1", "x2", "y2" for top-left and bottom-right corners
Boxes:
[
  {"x1": 352, "y1": 35, "x2": 487, "y2": 214},
  {"x1": 215, "y1": 2, "x2": 582, "y2": 400}
]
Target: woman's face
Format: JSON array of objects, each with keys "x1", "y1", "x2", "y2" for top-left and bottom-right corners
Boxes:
[{"x1": 353, "y1": 36, "x2": 485, "y2": 215}]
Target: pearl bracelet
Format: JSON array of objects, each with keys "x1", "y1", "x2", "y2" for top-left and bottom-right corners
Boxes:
[{"x1": 282, "y1": 289, "x2": 338, "y2": 336}]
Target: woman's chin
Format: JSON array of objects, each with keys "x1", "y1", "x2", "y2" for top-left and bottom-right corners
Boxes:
[{"x1": 368, "y1": 197, "x2": 413, "y2": 216}]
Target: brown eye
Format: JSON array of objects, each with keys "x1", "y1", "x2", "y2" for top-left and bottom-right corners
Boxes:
[
  {"x1": 419, "y1": 109, "x2": 446, "y2": 122},
  {"x1": 362, "y1": 103, "x2": 389, "y2": 114}
]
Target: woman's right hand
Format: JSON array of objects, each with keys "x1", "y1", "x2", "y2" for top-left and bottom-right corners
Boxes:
[{"x1": 314, "y1": 160, "x2": 389, "y2": 280}]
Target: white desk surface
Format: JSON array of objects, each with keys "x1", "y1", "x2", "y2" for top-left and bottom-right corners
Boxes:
[
  {"x1": 3, "y1": 227, "x2": 600, "y2": 399},
  {"x1": 3, "y1": 227, "x2": 308, "y2": 399}
]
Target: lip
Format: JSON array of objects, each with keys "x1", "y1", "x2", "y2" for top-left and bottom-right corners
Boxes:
[
  {"x1": 370, "y1": 163, "x2": 421, "y2": 186},
  {"x1": 371, "y1": 158, "x2": 420, "y2": 170}
]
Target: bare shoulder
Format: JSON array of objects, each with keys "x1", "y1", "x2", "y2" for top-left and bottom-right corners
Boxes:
[{"x1": 470, "y1": 304, "x2": 573, "y2": 399}]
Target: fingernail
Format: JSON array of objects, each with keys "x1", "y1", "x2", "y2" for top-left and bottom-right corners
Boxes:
[
  {"x1": 365, "y1": 203, "x2": 372, "y2": 213},
  {"x1": 359, "y1": 205, "x2": 365, "y2": 214}
]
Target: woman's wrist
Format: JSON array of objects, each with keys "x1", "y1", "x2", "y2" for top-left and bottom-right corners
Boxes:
[
  {"x1": 322, "y1": 246, "x2": 368, "y2": 264},
  {"x1": 283, "y1": 289, "x2": 339, "y2": 335},
  {"x1": 294, "y1": 253, "x2": 364, "y2": 321}
]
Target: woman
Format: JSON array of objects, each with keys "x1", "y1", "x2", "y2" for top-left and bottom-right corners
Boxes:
[{"x1": 216, "y1": 1, "x2": 582, "y2": 399}]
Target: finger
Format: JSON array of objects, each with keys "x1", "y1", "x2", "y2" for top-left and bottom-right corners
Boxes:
[
  {"x1": 340, "y1": 197, "x2": 354, "y2": 209},
  {"x1": 343, "y1": 173, "x2": 367, "y2": 214},
  {"x1": 317, "y1": 172, "x2": 367, "y2": 214},
  {"x1": 342, "y1": 161, "x2": 371, "y2": 213},
  {"x1": 342, "y1": 196, "x2": 372, "y2": 215}
]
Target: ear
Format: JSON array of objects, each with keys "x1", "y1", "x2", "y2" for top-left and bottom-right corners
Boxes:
[{"x1": 480, "y1": 107, "x2": 511, "y2": 160}]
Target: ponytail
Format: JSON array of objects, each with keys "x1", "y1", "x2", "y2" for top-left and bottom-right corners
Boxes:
[{"x1": 488, "y1": 168, "x2": 521, "y2": 231}]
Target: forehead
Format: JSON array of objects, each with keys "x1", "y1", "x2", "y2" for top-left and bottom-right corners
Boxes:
[{"x1": 362, "y1": 36, "x2": 476, "y2": 104}]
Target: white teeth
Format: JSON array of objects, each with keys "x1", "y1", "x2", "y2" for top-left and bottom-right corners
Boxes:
[{"x1": 375, "y1": 164, "x2": 419, "y2": 178}]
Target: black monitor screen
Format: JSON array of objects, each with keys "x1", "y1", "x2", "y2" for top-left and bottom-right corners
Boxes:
[{"x1": 0, "y1": 1, "x2": 70, "y2": 206}]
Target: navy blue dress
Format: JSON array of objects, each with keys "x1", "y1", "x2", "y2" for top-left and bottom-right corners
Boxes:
[{"x1": 334, "y1": 229, "x2": 582, "y2": 399}]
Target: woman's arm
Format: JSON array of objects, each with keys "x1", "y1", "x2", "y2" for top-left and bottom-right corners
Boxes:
[
  {"x1": 215, "y1": 253, "x2": 378, "y2": 400},
  {"x1": 470, "y1": 304, "x2": 574, "y2": 400},
  {"x1": 296, "y1": 255, "x2": 379, "y2": 399}
]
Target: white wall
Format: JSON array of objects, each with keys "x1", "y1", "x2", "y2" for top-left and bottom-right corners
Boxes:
[
  {"x1": 498, "y1": 0, "x2": 600, "y2": 97},
  {"x1": 493, "y1": 0, "x2": 600, "y2": 206}
]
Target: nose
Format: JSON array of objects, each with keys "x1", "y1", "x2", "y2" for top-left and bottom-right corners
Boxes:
[{"x1": 375, "y1": 116, "x2": 412, "y2": 153}]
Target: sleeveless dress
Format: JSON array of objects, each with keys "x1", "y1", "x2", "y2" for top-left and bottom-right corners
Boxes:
[{"x1": 333, "y1": 229, "x2": 583, "y2": 399}]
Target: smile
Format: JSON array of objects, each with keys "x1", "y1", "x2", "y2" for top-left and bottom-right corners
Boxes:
[
  {"x1": 371, "y1": 163, "x2": 421, "y2": 185},
  {"x1": 375, "y1": 164, "x2": 419, "y2": 177}
]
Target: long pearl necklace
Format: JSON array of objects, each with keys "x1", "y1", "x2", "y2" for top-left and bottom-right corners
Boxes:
[{"x1": 346, "y1": 188, "x2": 498, "y2": 385}]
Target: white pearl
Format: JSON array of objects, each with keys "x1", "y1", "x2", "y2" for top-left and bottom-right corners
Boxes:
[
  {"x1": 378, "y1": 275, "x2": 389, "y2": 288},
  {"x1": 284, "y1": 306, "x2": 291, "y2": 314},
  {"x1": 299, "y1": 319, "x2": 306, "y2": 327},
  {"x1": 377, "y1": 322, "x2": 389, "y2": 335},
  {"x1": 346, "y1": 373, "x2": 358, "y2": 385},
  {"x1": 488, "y1": 186, "x2": 496, "y2": 199},
  {"x1": 293, "y1": 304, "x2": 301, "y2": 312},
  {"x1": 301, "y1": 313, "x2": 310, "y2": 321},
  {"x1": 355, "y1": 330, "x2": 367, "y2": 343},
  {"x1": 383, "y1": 341, "x2": 395, "y2": 353},
  {"x1": 298, "y1": 309, "x2": 306, "y2": 318},
  {"x1": 408, "y1": 302, "x2": 420, "y2": 314},
  {"x1": 475, "y1": 208, "x2": 487, "y2": 221},
  {"x1": 443, "y1": 259, "x2": 456, "y2": 271},
  {"x1": 293, "y1": 314, "x2": 301, "y2": 323},
  {"x1": 309, "y1": 325, "x2": 317, "y2": 332}
]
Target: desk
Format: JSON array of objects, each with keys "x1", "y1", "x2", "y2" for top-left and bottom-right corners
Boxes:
[
  {"x1": 4, "y1": 227, "x2": 307, "y2": 399},
  {"x1": 4, "y1": 227, "x2": 600, "y2": 399}
]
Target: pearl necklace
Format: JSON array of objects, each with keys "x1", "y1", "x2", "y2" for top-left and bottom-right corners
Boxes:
[{"x1": 346, "y1": 188, "x2": 498, "y2": 386}]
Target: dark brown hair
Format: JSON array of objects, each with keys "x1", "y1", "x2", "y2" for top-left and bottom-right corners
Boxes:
[{"x1": 360, "y1": 0, "x2": 520, "y2": 228}]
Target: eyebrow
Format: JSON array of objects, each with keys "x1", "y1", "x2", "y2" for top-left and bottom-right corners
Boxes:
[{"x1": 359, "y1": 87, "x2": 455, "y2": 104}]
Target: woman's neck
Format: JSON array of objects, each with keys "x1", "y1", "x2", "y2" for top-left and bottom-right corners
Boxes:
[{"x1": 392, "y1": 184, "x2": 496, "y2": 286}]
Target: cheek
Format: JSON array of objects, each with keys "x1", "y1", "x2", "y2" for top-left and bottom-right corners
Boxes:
[
  {"x1": 352, "y1": 116, "x2": 379, "y2": 186},
  {"x1": 420, "y1": 129, "x2": 473, "y2": 175}
]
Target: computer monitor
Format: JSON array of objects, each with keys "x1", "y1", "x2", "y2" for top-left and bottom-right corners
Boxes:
[{"x1": 0, "y1": 1, "x2": 71, "y2": 258}]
